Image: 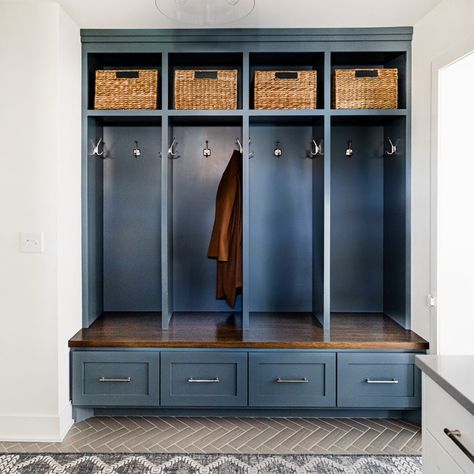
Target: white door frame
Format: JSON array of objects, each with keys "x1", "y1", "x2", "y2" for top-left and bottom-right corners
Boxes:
[{"x1": 430, "y1": 35, "x2": 474, "y2": 354}]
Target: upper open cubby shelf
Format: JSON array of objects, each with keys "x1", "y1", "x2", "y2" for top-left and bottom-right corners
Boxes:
[
  {"x1": 331, "y1": 51, "x2": 407, "y2": 110},
  {"x1": 87, "y1": 53, "x2": 162, "y2": 111},
  {"x1": 249, "y1": 52, "x2": 324, "y2": 111},
  {"x1": 168, "y1": 52, "x2": 243, "y2": 110},
  {"x1": 86, "y1": 49, "x2": 407, "y2": 117}
]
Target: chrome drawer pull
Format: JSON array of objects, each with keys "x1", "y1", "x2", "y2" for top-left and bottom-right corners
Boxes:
[
  {"x1": 99, "y1": 377, "x2": 131, "y2": 383},
  {"x1": 276, "y1": 377, "x2": 309, "y2": 383},
  {"x1": 444, "y1": 428, "x2": 474, "y2": 463},
  {"x1": 365, "y1": 378, "x2": 399, "y2": 384},
  {"x1": 187, "y1": 378, "x2": 220, "y2": 383}
]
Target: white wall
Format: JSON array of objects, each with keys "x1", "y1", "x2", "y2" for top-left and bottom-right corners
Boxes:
[
  {"x1": 0, "y1": 1, "x2": 81, "y2": 441},
  {"x1": 57, "y1": 5, "x2": 82, "y2": 427},
  {"x1": 411, "y1": 0, "x2": 474, "y2": 343}
]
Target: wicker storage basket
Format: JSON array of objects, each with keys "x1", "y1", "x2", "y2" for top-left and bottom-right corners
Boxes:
[
  {"x1": 94, "y1": 69, "x2": 159, "y2": 110},
  {"x1": 254, "y1": 70, "x2": 317, "y2": 110},
  {"x1": 333, "y1": 68, "x2": 398, "y2": 109},
  {"x1": 174, "y1": 70, "x2": 238, "y2": 110}
]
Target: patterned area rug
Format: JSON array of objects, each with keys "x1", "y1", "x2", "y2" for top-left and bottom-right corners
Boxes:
[{"x1": 0, "y1": 453, "x2": 422, "y2": 473}]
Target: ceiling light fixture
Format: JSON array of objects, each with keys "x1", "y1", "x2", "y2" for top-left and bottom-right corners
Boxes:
[{"x1": 155, "y1": 0, "x2": 255, "y2": 26}]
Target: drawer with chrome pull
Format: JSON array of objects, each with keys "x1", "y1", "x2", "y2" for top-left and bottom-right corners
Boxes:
[
  {"x1": 423, "y1": 375, "x2": 474, "y2": 472},
  {"x1": 160, "y1": 351, "x2": 247, "y2": 406},
  {"x1": 249, "y1": 353, "x2": 336, "y2": 407},
  {"x1": 71, "y1": 351, "x2": 160, "y2": 406},
  {"x1": 337, "y1": 353, "x2": 420, "y2": 408}
]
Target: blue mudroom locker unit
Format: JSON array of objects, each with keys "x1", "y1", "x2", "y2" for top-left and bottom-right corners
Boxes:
[{"x1": 69, "y1": 27, "x2": 428, "y2": 421}]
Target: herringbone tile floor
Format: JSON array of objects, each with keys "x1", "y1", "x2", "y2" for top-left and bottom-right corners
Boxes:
[{"x1": 0, "y1": 417, "x2": 421, "y2": 455}]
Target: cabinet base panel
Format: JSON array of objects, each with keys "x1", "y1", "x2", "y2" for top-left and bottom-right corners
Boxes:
[{"x1": 72, "y1": 407, "x2": 421, "y2": 423}]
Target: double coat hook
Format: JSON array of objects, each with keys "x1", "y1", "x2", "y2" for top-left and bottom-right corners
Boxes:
[
  {"x1": 310, "y1": 139, "x2": 323, "y2": 157},
  {"x1": 236, "y1": 138, "x2": 243, "y2": 154},
  {"x1": 385, "y1": 137, "x2": 398, "y2": 156},
  {"x1": 168, "y1": 137, "x2": 178, "y2": 158},
  {"x1": 241, "y1": 138, "x2": 254, "y2": 158},
  {"x1": 91, "y1": 137, "x2": 105, "y2": 158}
]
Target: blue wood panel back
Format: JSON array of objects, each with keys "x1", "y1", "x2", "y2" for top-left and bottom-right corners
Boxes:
[
  {"x1": 161, "y1": 351, "x2": 247, "y2": 406},
  {"x1": 249, "y1": 125, "x2": 314, "y2": 312},
  {"x1": 249, "y1": 352, "x2": 336, "y2": 407},
  {"x1": 72, "y1": 351, "x2": 160, "y2": 406},
  {"x1": 330, "y1": 125, "x2": 384, "y2": 312},
  {"x1": 103, "y1": 125, "x2": 162, "y2": 311},
  {"x1": 171, "y1": 125, "x2": 242, "y2": 312},
  {"x1": 337, "y1": 353, "x2": 420, "y2": 408},
  {"x1": 383, "y1": 118, "x2": 407, "y2": 327}
]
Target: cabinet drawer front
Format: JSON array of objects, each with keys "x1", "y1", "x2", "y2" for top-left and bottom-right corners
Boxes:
[
  {"x1": 161, "y1": 352, "x2": 247, "y2": 406},
  {"x1": 424, "y1": 375, "x2": 474, "y2": 473},
  {"x1": 249, "y1": 353, "x2": 336, "y2": 407},
  {"x1": 423, "y1": 429, "x2": 465, "y2": 474},
  {"x1": 337, "y1": 353, "x2": 420, "y2": 408},
  {"x1": 72, "y1": 351, "x2": 159, "y2": 406}
]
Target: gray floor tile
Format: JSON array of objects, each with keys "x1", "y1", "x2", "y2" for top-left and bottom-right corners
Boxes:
[
  {"x1": 351, "y1": 428, "x2": 382, "y2": 450},
  {"x1": 0, "y1": 416, "x2": 421, "y2": 456},
  {"x1": 317, "y1": 428, "x2": 346, "y2": 449},
  {"x1": 334, "y1": 428, "x2": 365, "y2": 449}
]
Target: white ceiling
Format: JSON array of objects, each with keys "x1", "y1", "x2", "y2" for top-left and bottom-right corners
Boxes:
[{"x1": 50, "y1": 0, "x2": 442, "y2": 29}]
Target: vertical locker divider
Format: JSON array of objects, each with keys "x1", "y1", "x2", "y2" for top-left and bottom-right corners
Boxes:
[
  {"x1": 312, "y1": 116, "x2": 325, "y2": 327},
  {"x1": 82, "y1": 47, "x2": 91, "y2": 328},
  {"x1": 323, "y1": 51, "x2": 332, "y2": 336},
  {"x1": 242, "y1": 50, "x2": 250, "y2": 330},
  {"x1": 404, "y1": 46, "x2": 412, "y2": 330},
  {"x1": 85, "y1": 116, "x2": 104, "y2": 328},
  {"x1": 161, "y1": 51, "x2": 172, "y2": 329}
]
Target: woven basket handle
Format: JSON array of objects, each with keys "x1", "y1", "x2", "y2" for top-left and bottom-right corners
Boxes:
[
  {"x1": 195, "y1": 71, "x2": 218, "y2": 79},
  {"x1": 115, "y1": 71, "x2": 140, "y2": 79},
  {"x1": 274, "y1": 71, "x2": 299, "y2": 80},
  {"x1": 354, "y1": 69, "x2": 379, "y2": 78}
]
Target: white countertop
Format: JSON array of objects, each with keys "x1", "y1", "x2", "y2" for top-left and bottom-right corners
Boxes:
[{"x1": 416, "y1": 355, "x2": 474, "y2": 416}]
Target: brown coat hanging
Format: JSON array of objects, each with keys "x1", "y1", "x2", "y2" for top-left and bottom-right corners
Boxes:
[{"x1": 208, "y1": 150, "x2": 243, "y2": 308}]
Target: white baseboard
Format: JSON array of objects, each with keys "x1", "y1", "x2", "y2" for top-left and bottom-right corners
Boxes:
[
  {"x1": 0, "y1": 402, "x2": 74, "y2": 442},
  {"x1": 58, "y1": 402, "x2": 74, "y2": 440}
]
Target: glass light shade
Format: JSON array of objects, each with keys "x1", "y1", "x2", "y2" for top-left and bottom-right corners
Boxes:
[{"x1": 155, "y1": 0, "x2": 255, "y2": 25}]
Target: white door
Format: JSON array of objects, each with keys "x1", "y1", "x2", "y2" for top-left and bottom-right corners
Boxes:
[{"x1": 433, "y1": 50, "x2": 474, "y2": 355}]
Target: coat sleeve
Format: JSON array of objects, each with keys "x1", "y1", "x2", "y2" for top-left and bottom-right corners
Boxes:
[
  {"x1": 207, "y1": 153, "x2": 240, "y2": 262},
  {"x1": 208, "y1": 169, "x2": 238, "y2": 262}
]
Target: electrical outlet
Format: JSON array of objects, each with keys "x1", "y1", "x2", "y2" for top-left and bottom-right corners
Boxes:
[{"x1": 20, "y1": 232, "x2": 44, "y2": 253}]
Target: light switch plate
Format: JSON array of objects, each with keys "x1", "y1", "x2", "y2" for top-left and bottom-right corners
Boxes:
[{"x1": 20, "y1": 232, "x2": 44, "y2": 253}]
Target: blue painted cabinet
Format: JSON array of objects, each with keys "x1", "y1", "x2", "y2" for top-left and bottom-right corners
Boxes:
[
  {"x1": 160, "y1": 351, "x2": 248, "y2": 407},
  {"x1": 337, "y1": 353, "x2": 421, "y2": 408},
  {"x1": 72, "y1": 351, "x2": 160, "y2": 406},
  {"x1": 73, "y1": 28, "x2": 422, "y2": 417},
  {"x1": 249, "y1": 353, "x2": 336, "y2": 407},
  {"x1": 71, "y1": 350, "x2": 422, "y2": 411}
]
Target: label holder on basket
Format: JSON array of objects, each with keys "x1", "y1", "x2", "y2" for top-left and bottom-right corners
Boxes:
[
  {"x1": 195, "y1": 71, "x2": 218, "y2": 79},
  {"x1": 115, "y1": 71, "x2": 140, "y2": 79},
  {"x1": 355, "y1": 70, "x2": 379, "y2": 78},
  {"x1": 275, "y1": 72, "x2": 299, "y2": 80}
]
